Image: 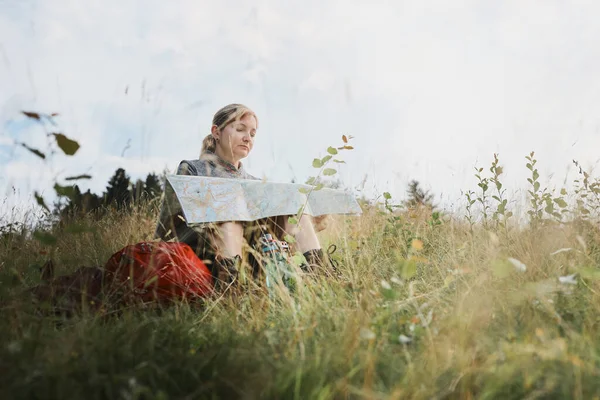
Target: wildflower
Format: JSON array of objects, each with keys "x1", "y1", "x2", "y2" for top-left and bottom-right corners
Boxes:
[
  {"x1": 411, "y1": 239, "x2": 424, "y2": 251},
  {"x1": 398, "y1": 334, "x2": 412, "y2": 344},
  {"x1": 360, "y1": 328, "x2": 376, "y2": 340},
  {"x1": 390, "y1": 277, "x2": 403, "y2": 285},
  {"x1": 550, "y1": 248, "x2": 573, "y2": 256},
  {"x1": 507, "y1": 257, "x2": 527, "y2": 272},
  {"x1": 558, "y1": 274, "x2": 577, "y2": 285}
]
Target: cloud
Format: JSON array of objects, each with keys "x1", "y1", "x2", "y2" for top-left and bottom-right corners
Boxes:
[{"x1": 1, "y1": 0, "x2": 600, "y2": 218}]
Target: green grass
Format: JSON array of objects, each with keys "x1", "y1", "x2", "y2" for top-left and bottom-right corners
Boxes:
[{"x1": 3, "y1": 161, "x2": 600, "y2": 399}]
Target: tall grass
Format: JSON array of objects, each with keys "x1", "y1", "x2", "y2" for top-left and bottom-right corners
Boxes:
[{"x1": 2, "y1": 153, "x2": 600, "y2": 399}]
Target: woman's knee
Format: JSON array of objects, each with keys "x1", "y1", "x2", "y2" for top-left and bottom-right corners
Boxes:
[
  {"x1": 214, "y1": 222, "x2": 245, "y2": 258},
  {"x1": 284, "y1": 214, "x2": 320, "y2": 253}
]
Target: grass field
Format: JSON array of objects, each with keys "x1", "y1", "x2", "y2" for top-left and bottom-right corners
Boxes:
[{"x1": 2, "y1": 154, "x2": 600, "y2": 400}]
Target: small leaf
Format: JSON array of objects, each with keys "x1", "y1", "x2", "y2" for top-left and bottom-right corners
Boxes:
[
  {"x1": 321, "y1": 155, "x2": 332, "y2": 164},
  {"x1": 560, "y1": 188, "x2": 567, "y2": 196},
  {"x1": 298, "y1": 187, "x2": 311, "y2": 194},
  {"x1": 327, "y1": 147, "x2": 338, "y2": 155},
  {"x1": 20, "y1": 143, "x2": 46, "y2": 159},
  {"x1": 312, "y1": 159, "x2": 323, "y2": 168},
  {"x1": 323, "y1": 168, "x2": 336, "y2": 176},
  {"x1": 287, "y1": 217, "x2": 299, "y2": 225},
  {"x1": 305, "y1": 176, "x2": 316, "y2": 185},
  {"x1": 401, "y1": 259, "x2": 417, "y2": 279},
  {"x1": 283, "y1": 234, "x2": 296, "y2": 244},
  {"x1": 34, "y1": 191, "x2": 49, "y2": 213},
  {"x1": 33, "y1": 231, "x2": 57, "y2": 246},
  {"x1": 50, "y1": 112, "x2": 60, "y2": 117},
  {"x1": 290, "y1": 252, "x2": 305, "y2": 267},
  {"x1": 383, "y1": 192, "x2": 392, "y2": 200},
  {"x1": 554, "y1": 198, "x2": 568, "y2": 208},
  {"x1": 497, "y1": 202, "x2": 506, "y2": 213},
  {"x1": 65, "y1": 174, "x2": 92, "y2": 181},
  {"x1": 54, "y1": 183, "x2": 76, "y2": 198},
  {"x1": 333, "y1": 159, "x2": 346, "y2": 163},
  {"x1": 533, "y1": 170, "x2": 540, "y2": 181},
  {"x1": 314, "y1": 183, "x2": 324, "y2": 191},
  {"x1": 344, "y1": 145, "x2": 354, "y2": 150},
  {"x1": 22, "y1": 111, "x2": 41, "y2": 120},
  {"x1": 52, "y1": 133, "x2": 80, "y2": 155},
  {"x1": 342, "y1": 135, "x2": 348, "y2": 143}
]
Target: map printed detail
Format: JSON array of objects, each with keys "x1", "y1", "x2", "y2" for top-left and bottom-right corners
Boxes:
[{"x1": 165, "y1": 175, "x2": 363, "y2": 225}]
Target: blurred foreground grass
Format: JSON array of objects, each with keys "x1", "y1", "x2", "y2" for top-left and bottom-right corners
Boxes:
[{"x1": 2, "y1": 182, "x2": 600, "y2": 399}]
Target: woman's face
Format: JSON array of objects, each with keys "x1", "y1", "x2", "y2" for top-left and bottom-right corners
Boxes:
[{"x1": 214, "y1": 113, "x2": 257, "y2": 165}]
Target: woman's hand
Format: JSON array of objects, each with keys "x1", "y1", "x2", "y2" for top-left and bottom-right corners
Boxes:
[{"x1": 313, "y1": 214, "x2": 331, "y2": 232}]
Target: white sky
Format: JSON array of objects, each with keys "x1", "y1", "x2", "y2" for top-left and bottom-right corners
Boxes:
[{"x1": 2, "y1": 0, "x2": 600, "y2": 221}]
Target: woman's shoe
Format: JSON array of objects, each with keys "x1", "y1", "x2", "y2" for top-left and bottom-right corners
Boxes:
[{"x1": 300, "y1": 244, "x2": 340, "y2": 277}]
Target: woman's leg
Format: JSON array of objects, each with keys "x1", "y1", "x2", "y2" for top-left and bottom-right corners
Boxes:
[
  {"x1": 210, "y1": 222, "x2": 245, "y2": 289},
  {"x1": 213, "y1": 222, "x2": 244, "y2": 258},
  {"x1": 283, "y1": 215, "x2": 321, "y2": 253},
  {"x1": 282, "y1": 214, "x2": 337, "y2": 274}
]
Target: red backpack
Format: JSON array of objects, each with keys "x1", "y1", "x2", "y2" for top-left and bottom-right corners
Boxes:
[{"x1": 103, "y1": 242, "x2": 214, "y2": 302}]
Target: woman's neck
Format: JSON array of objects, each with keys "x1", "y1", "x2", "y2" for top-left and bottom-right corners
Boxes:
[{"x1": 213, "y1": 147, "x2": 240, "y2": 169}]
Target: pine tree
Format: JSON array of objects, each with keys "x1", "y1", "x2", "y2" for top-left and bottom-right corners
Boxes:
[
  {"x1": 143, "y1": 173, "x2": 162, "y2": 200},
  {"x1": 104, "y1": 168, "x2": 132, "y2": 209},
  {"x1": 404, "y1": 180, "x2": 435, "y2": 209}
]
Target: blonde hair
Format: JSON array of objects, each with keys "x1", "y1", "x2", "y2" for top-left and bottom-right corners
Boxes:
[{"x1": 201, "y1": 104, "x2": 258, "y2": 155}]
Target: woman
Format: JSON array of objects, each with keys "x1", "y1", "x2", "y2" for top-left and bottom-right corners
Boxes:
[{"x1": 155, "y1": 104, "x2": 332, "y2": 290}]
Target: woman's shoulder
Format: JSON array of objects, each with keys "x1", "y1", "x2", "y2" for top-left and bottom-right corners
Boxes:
[
  {"x1": 177, "y1": 156, "x2": 230, "y2": 178},
  {"x1": 176, "y1": 159, "x2": 200, "y2": 175},
  {"x1": 177, "y1": 158, "x2": 218, "y2": 176},
  {"x1": 177, "y1": 154, "x2": 258, "y2": 180}
]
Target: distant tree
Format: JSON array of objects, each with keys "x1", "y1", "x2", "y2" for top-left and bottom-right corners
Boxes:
[
  {"x1": 404, "y1": 180, "x2": 435, "y2": 209},
  {"x1": 54, "y1": 185, "x2": 103, "y2": 221},
  {"x1": 54, "y1": 168, "x2": 164, "y2": 222},
  {"x1": 104, "y1": 168, "x2": 132, "y2": 209},
  {"x1": 131, "y1": 178, "x2": 144, "y2": 203},
  {"x1": 143, "y1": 173, "x2": 162, "y2": 200}
]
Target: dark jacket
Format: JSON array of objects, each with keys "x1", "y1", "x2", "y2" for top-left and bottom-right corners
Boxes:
[{"x1": 154, "y1": 151, "x2": 281, "y2": 264}]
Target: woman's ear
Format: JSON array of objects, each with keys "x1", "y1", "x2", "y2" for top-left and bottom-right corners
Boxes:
[{"x1": 211, "y1": 125, "x2": 220, "y2": 141}]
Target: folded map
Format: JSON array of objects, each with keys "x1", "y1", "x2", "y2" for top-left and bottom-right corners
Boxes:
[{"x1": 164, "y1": 175, "x2": 363, "y2": 225}]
